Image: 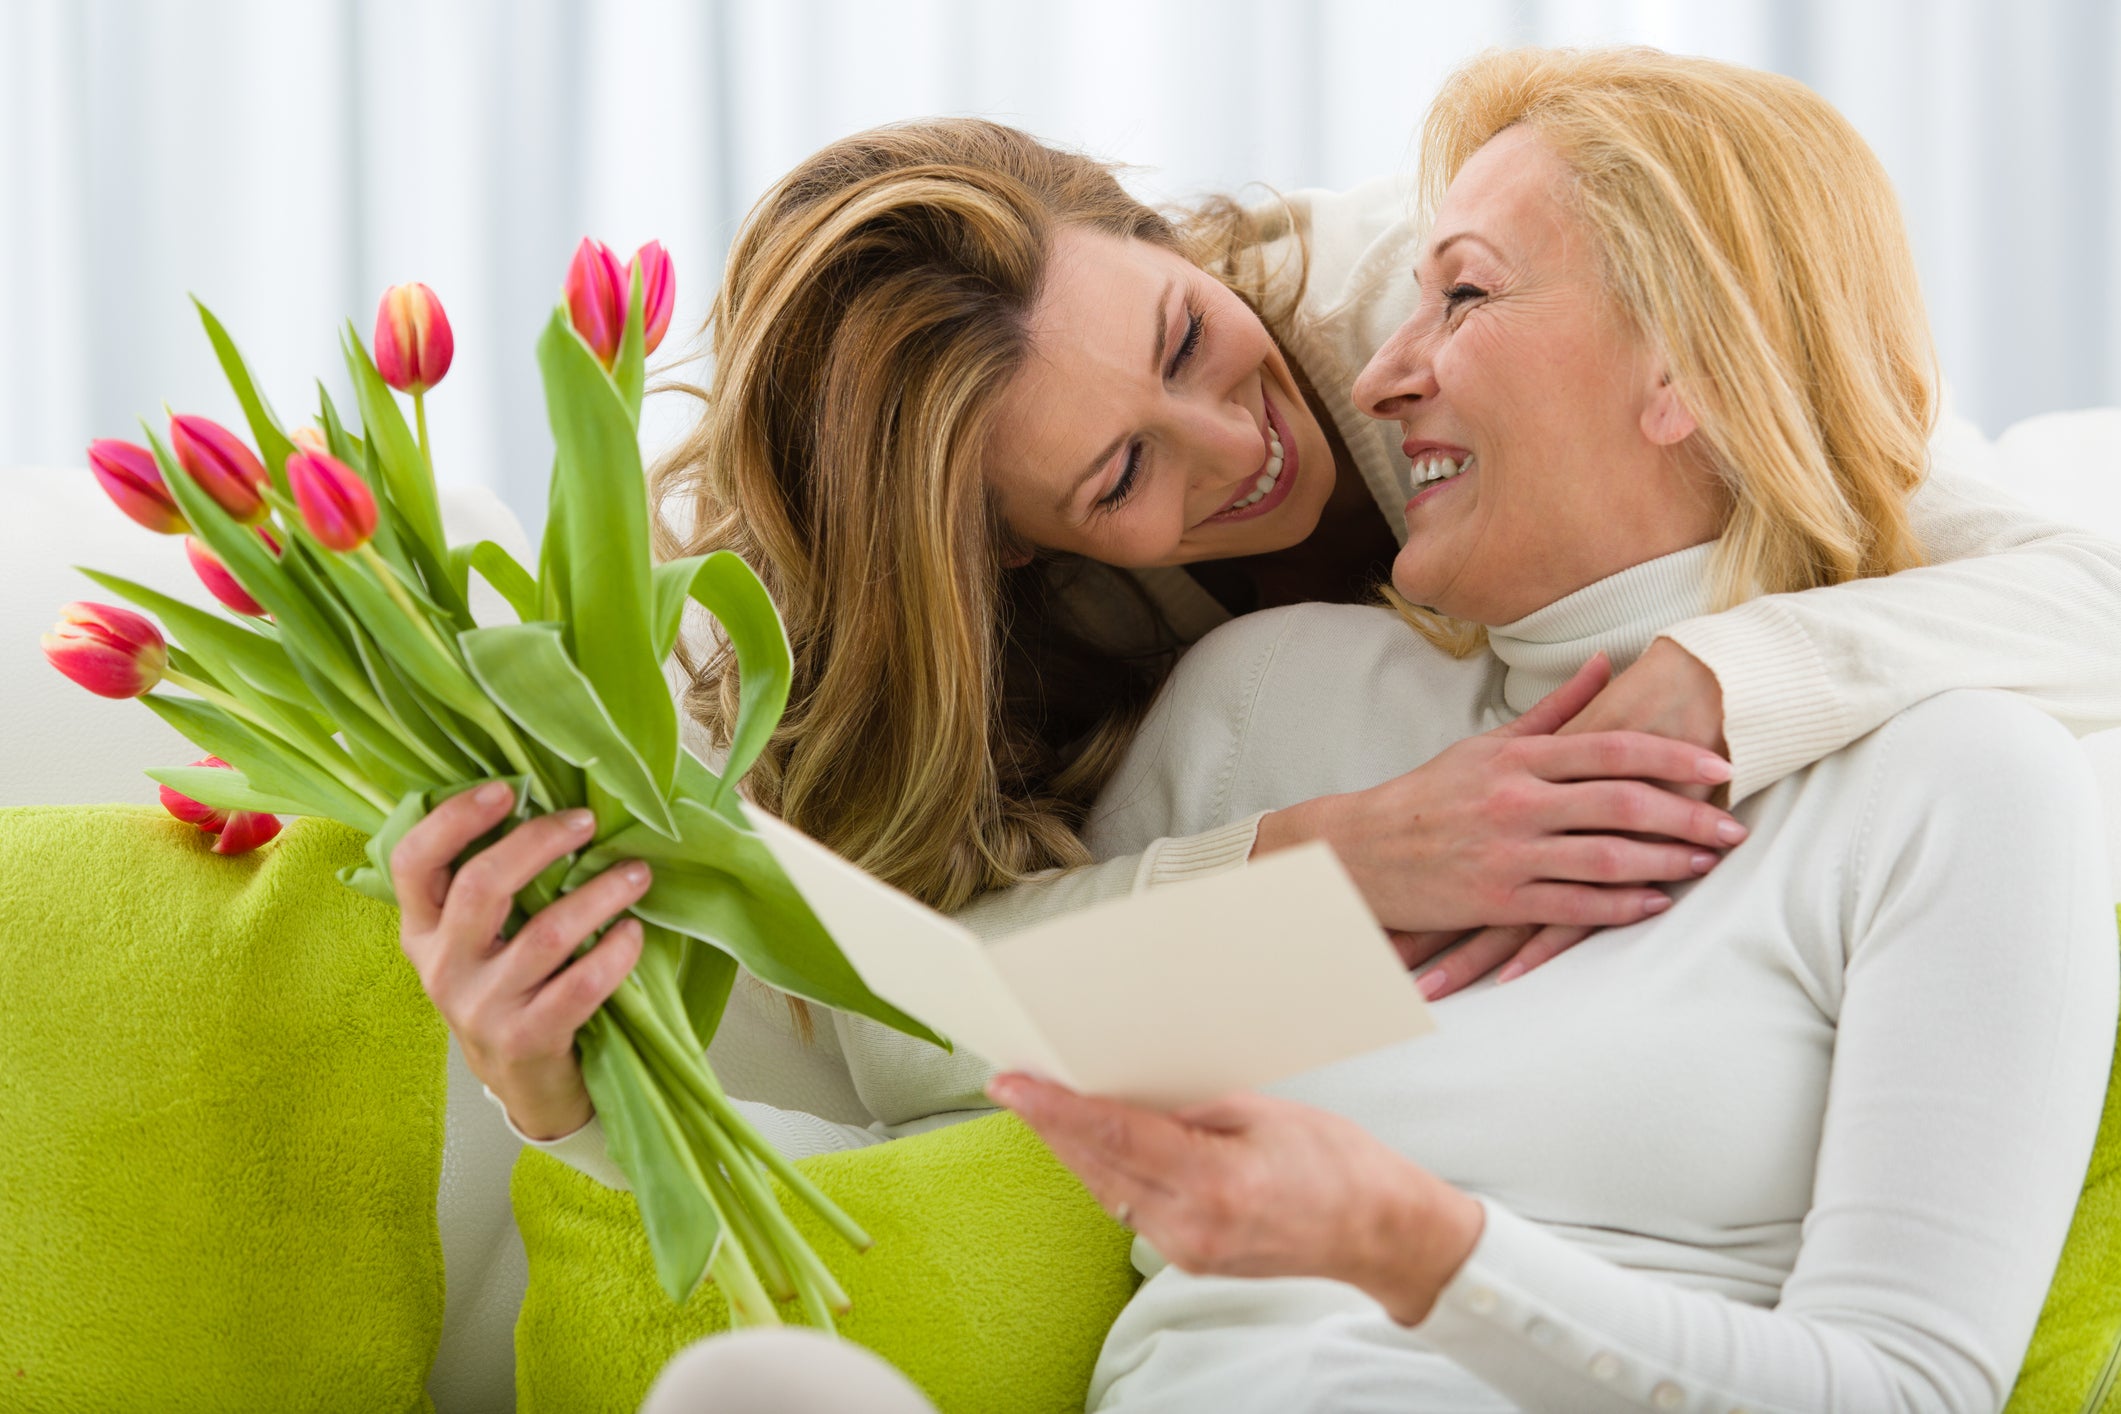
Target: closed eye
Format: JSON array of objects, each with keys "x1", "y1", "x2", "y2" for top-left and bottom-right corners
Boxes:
[{"x1": 1443, "y1": 283, "x2": 1486, "y2": 314}]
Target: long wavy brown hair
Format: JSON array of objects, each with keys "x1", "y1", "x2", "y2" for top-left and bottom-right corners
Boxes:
[{"x1": 651, "y1": 119, "x2": 1296, "y2": 914}]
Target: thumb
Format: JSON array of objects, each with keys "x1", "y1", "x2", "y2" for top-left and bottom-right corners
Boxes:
[{"x1": 1498, "y1": 652, "x2": 1611, "y2": 738}]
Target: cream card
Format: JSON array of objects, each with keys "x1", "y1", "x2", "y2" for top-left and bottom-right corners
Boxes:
[{"x1": 744, "y1": 806, "x2": 1434, "y2": 1108}]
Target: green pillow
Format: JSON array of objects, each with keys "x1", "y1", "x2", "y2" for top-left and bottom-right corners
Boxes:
[
  {"x1": 0, "y1": 806, "x2": 449, "y2": 1412},
  {"x1": 2003, "y1": 918, "x2": 2121, "y2": 1414},
  {"x1": 512, "y1": 1111, "x2": 1142, "y2": 1412}
]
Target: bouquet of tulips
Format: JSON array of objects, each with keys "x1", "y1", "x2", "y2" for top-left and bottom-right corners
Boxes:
[{"x1": 41, "y1": 240, "x2": 944, "y2": 1323}]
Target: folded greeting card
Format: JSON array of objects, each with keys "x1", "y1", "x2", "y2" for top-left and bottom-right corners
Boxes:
[{"x1": 744, "y1": 808, "x2": 1435, "y2": 1109}]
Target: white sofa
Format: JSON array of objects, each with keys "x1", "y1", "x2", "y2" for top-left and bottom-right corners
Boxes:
[{"x1": 5, "y1": 400, "x2": 2120, "y2": 1412}]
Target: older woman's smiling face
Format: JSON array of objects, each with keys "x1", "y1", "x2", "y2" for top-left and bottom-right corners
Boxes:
[{"x1": 1352, "y1": 127, "x2": 1723, "y2": 625}]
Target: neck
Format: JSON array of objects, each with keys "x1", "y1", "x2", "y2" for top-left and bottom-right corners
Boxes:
[{"x1": 1487, "y1": 542, "x2": 1719, "y2": 713}]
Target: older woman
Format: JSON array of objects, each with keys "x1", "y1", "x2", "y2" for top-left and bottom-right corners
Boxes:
[{"x1": 635, "y1": 46, "x2": 2114, "y2": 1414}]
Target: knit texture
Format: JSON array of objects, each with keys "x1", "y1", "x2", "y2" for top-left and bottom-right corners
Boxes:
[
  {"x1": 0, "y1": 805, "x2": 448, "y2": 1412},
  {"x1": 512, "y1": 1111, "x2": 1141, "y2": 1413},
  {"x1": 2005, "y1": 915, "x2": 2121, "y2": 1414}
]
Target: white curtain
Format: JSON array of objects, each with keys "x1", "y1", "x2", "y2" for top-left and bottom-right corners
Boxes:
[{"x1": 5, "y1": 0, "x2": 2117, "y2": 538}]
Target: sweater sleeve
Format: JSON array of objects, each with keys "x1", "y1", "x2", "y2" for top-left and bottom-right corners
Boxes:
[
  {"x1": 1411, "y1": 692, "x2": 2117, "y2": 1413},
  {"x1": 1661, "y1": 463, "x2": 2121, "y2": 803}
]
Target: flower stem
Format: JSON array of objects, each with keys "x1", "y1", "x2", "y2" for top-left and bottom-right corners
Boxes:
[
  {"x1": 162, "y1": 668, "x2": 393, "y2": 813},
  {"x1": 414, "y1": 391, "x2": 431, "y2": 472}
]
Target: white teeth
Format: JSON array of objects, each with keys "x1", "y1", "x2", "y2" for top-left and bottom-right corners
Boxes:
[
  {"x1": 1414, "y1": 454, "x2": 1471, "y2": 486},
  {"x1": 1226, "y1": 422, "x2": 1287, "y2": 511}
]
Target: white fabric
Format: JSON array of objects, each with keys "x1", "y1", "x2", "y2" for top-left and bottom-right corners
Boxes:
[{"x1": 1079, "y1": 550, "x2": 2116, "y2": 1414}]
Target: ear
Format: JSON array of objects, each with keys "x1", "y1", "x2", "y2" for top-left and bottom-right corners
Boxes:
[
  {"x1": 1000, "y1": 546, "x2": 1035, "y2": 570},
  {"x1": 1639, "y1": 362, "x2": 1698, "y2": 447}
]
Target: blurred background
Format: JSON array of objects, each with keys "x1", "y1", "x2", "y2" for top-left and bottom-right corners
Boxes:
[{"x1": 4, "y1": 0, "x2": 2117, "y2": 538}]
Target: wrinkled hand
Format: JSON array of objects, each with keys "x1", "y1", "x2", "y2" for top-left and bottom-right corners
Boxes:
[
  {"x1": 988, "y1": 1074, "x2": 1484, "y2": 1326},
  {"x1": 391, "y1": 783, "x2": 650, "y2": 1141},
  {"x1": 1255, "y1": 654, "x2": 1745, "y2": 937}
]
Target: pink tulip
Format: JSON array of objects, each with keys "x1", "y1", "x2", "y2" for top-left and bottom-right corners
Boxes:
[
  {"x1": 160, "y1": 755, "x2": 233, "y2": 832},
  {"x1": 212, "y1": 807, "x2": 283, "y2": 854},
  {"x1": 185, "y1": 536, "x2": 267, "y2": 616},
  {"x1": 374, "y1": 282, "x2": 454, "y2": 395},
  {"x1": 170, "y1": 414, "x2": 269, "y2": 525},
  {"x1": 632, "y1": 241, "x2": 675, "y2": 355},
  {"x1": 286, "y1": 448, "x2": 377, "y2": 552},
  {"x1": 41, "y1": 601, "x2": 167, "y2": 699},
  {"x1": 565, "y1": 237, "x2": 627, "y2": 367},
  {"x1": 87, "y1": 438, "x2": 188, "y2": 534}
]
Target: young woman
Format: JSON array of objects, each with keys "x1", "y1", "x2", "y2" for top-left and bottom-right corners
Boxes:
[{"x1": 639, "y1": 47, "x2": 2117, "y2": 1413}]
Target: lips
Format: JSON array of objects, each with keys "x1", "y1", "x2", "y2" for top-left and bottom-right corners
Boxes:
[{"x1": 1204, "y1": 391, "x2": 1300, "y2": 525}]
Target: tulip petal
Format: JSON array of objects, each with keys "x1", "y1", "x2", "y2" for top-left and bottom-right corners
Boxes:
[
  {"x1": 634, "y1": 241, "x2": 675, "y2": 355},
  {"x1": 211, "y1": 809, "x2": 283, "y2": 854},
  {"x1": 170, "y1": 415, "x2": 269, "y2": 524},
  {"x1": 41, "y1": 601, "x2": 168, "y2": 698},
  {"x1": 87, "y1": 439, "x2": 189, "y2": 534},
  {"x1": 287, "y1": 449, "x2": 378, "y2": 552}
]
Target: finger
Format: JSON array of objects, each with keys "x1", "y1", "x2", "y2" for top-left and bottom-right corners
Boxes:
[
  {"x1": 1389, "y1": 928, "x2": 1470, "y2": 970},
  {"x1": 988, "y1": 1076, "x2": 1188, "y2": 1194},
  {"x1": 1546, "y1": 780, "x2": 1747, "y2": 849},
  {"x1": 1507, "y1": 881, "x2": 1672, "y2": 928},
  {"x1": 389, "y1": 780, "x2": 520, "y2": 934},
  {"x1": 519, "y1": 915, "x2": 647, "y2": 1039},
  {"x1": 1493, "y1": 925, "x2": 1598, "y2": 985},
  {"x1": 1496, "y1": 653, "x2": 1610, "y2": 738},
  {"x1": 1538, "y1": 835, "x2": 1722, "y2": 885},
  {"x1": 1519, "y1": 730, "x2": 1734, "y2": 787},
  {"x1": 493, "y1": 860, "x2": 653, "y2": 996},
  {"x1": 436, "y1": 809, "x2": 600, "y2": 962},
  {"x1": 1416, "y1": 925, "x2": 1536, "y2": 1000}
]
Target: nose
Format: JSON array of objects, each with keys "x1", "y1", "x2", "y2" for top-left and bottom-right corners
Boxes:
[{"x1": 1353, "y1": 308, "x2": 1440, "y2": 422}]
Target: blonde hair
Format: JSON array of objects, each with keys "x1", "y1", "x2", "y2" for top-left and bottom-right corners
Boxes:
[
  {"x1": 1395, "y1": 46, "x2": 1934, "y2": 650},
  {"x1": 652, "y1": 119, "x2": 1292, "y2": 914}
]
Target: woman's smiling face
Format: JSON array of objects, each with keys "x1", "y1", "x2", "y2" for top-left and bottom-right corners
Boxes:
[
  {"x1": 1352, "y1": 127, "x2": 1723, "y2": 624},
  {"x1": 983, "y1": 228, "x2": 1338, "y2": 567}
]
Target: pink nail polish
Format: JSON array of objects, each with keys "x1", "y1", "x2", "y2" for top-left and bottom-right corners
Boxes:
[
  {"x1": 1417, "y1": 970, "x2": 1449, "y2": 1000},
  {"x1": 1494, "y1": 961, "x2": 1526, "y2": 985},
  {"x1": 1690, "y1": 851, "x2": 1718, "y2": 875},
  {"x1": 1644, "y1": 894, "x2": 1673, "y2": 915},
  {"x1": 1716, "y1": 819, "x2": 1748, "y2": 845}
]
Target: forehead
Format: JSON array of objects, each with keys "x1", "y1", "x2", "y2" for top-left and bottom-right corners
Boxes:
[
  {"x1": 988, "y1": 229, "x2": 1179, "y2": 473},
  {"x1": 1431, "y1": 126, "x2": 1581, "y2": 262}
]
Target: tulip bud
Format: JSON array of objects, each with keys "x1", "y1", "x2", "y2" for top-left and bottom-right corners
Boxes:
[
  {"x1": 41, "y1": 601, "x2": 168, "y2": 699},
  {"x1": 632, "y1": 241, "x2": 675, "y2": 356},
  {"x1": 185, "y1": 536, "x2": 266, "y2": 616},
  {"x1": 87, "y1": 438, "x2": 189, "y2": 534},
  {"x1": 170, "y1": 414, "x2": 269, "y2": 524},
  {"x1": 564, "y1": 237, "x2": 627, "y2": 367},
  {"x1": 374, "y1": 282, "x2": 454, "y2": 395},
  {"x1": 290, "y1": 425, "x2": 330, "y2": 457},
  {"x1": 212, "y1": 807, "x2": 283, "y2": 855},
  {"x1": 160, "y1": 755, "x2": 233, "y2": 833},
  {"x1": 286, "y1": 448, "x2": 377, "y2": 552}
]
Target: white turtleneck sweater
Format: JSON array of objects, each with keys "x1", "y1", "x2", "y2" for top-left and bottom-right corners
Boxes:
[{"x1": 1072, "y1": 545, "x2": 2116, "y2": 1414}]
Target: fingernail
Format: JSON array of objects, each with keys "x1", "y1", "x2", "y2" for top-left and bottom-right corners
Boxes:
[
  {"x1": 1644, "y1": 894, "x2": 1673, "y2": 915},
  {"x1": 1716, "y1": 819, "x2": 1748, "y2": 845},
  {"x1": 1698, "y1": 756, "x2": 1733, "y2": 783},
  {"x1": 1690, "y1": 851, "x2": 1718, "y2": 875},
  {"x1": 1493, "y1": 961, "x2": 1526, "y2": 985},
  {"x1": 475, "y1": 781, "x2": 511, "y2": 806},
  {"x1": 563, "y1": 809, "x2": 596, "y2": 833},
  {"x1": 623, "y1": 861, "x2": 650, "y2": 886},
  {"x1": 985, "y1": 1077, "x2": 1020, "y2": 1106},
  {"x1": 1417, "y1": 970, "x2": 1449, "y2": 1000}
]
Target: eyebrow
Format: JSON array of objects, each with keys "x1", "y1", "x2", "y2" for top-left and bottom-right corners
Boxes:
[
  {"x1": 1062, "y1": 278, "x2": 1178, "y2": 505},
  {"x1": 1415, "y1": 230, "x2": 1504, "y2": 279}
]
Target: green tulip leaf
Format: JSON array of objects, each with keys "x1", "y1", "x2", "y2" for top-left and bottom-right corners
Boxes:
[
  {"x1": 454, "y1": 540, "x2": 541, "y2": 625},
  {"x1": 341, "y1": 324, "x2": 447, "y2": 566},
  {"x1": 193, "y1": 298, "x2": 298, "y2": 495},
  {"x1": 536, "y1": 306, "x2": 677, "y2": 791},
  {"x1": 652, "y1": 551, "x2": 791, "y2": 804},
  {"x1": 140, "y1": 693, "x2": 382, "y2": 833},
  {"x1": 678, "y1": 942, "x2": 740, "y2": 1049},
  {"x1": 144, "y1": 765, "x2": 311, "y2": 817},
  {"x1": 614, "y1": 260, "x2": 648, "y2": 420},
  {"x1": 459, "y1": 622, "x2": 679, "y2": 839},
  {"x1": 578, "y1": 1013, "x2": 723, "y2": 1302},
  {"x1": 567, "y1": 798, "x2": 943, "y2": 1048}
]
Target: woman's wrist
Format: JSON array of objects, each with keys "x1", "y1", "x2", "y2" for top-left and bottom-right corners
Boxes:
[
  {"x1": 477, "y1": 1052, "x2": 594, "y2": 1142},
  {"x1": 1350, "y1": 1162, "x2": 1486, "y2": 1326},
  {"x1": 1252, "y1": 793, "x2": 1341, "y2": 860}
]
